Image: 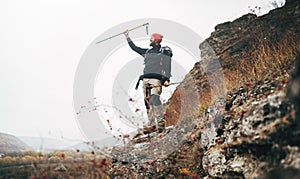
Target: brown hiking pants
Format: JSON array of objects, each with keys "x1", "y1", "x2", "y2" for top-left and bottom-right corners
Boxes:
[{"x1": 142, "y1": 78, "x2": 163, "y2": 125}]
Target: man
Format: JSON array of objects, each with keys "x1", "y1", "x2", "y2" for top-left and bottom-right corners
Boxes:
[{"x1": 123, "y1": 30, "x2": 173, "y2": 131}]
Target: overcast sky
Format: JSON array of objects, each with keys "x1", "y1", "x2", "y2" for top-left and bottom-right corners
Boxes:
[{"x1": 0, "y1": 0, "x2": 284, "y2": 141}]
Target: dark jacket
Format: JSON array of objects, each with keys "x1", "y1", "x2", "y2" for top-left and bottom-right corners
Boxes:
[{"x1": 127, "y1": 37, "x2": 172, "y2": 84}]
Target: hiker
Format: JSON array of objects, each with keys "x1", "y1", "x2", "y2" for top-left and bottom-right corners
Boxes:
[{"x1": 123, "y1": 29, "x2": 173, "y2": 131}]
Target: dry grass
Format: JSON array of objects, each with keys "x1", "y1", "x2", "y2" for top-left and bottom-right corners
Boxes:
[
  {"x1": 225, "y1": 31, "x2": 300, "y2": 91},
  {"x1": 0, "y1": 149, "x2": 110, "y2": 178}
]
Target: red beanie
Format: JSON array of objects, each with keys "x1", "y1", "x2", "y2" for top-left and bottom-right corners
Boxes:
[{"x1": 151, "y1": 33, "x2": 163, "y2": 43}]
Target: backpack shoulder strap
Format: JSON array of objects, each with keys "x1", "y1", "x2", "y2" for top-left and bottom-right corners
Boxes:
[{"x1": 161, "y1": 46, "x2": 172, "y2": 57}]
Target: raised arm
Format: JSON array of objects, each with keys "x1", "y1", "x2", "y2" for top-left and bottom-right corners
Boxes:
[{"x1": 123, "y1": 29, "x2": 148, "y2": 56}]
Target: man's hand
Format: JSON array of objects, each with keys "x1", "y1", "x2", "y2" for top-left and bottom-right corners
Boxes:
[
  {"x1": 123, "y1": 29, "x2": 129, "y2": 38},
  {"x1": 164, "y1": 81, "x2": 170, "y2": 87}
]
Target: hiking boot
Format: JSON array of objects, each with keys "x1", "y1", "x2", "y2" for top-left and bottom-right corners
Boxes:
[
  {"x1": 156, "y1": 117, "x2": 166, "y2": 133},
  {"x1": 157, "y1": 126, "x2": 165, "y2": 133}
]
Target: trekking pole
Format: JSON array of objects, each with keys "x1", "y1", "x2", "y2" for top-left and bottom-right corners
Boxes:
[
  {"x1": 169, "y1": 82, "x2": 182, "y2": 85},
  {"x1": 96, "y1": 22, "x2": 149, "y2": 44}
]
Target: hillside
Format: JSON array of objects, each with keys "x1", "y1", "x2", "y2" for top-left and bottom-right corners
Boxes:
[
  {"x1": 0, "y1": 132, "x2": 30, "y2": 155},
  {"x1": 17, "y1": 136, "x2": 80, "y2": 152}
]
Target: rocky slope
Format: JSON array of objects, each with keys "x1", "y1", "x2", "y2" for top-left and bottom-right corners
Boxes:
[
  {"x1": 200, "y1": 60, "x2": 300, "y2": 178},
  {"x1": 162, "y1": 0, "x2": 300, "y2": 178}
]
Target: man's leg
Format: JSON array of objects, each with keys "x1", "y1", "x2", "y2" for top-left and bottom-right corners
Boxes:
[
  {"x1": 143, "y1": 79, "x2": 155, "y2": 126},
  {"x1": 148, "y1": 79, "x2": 165, "y2": 132},
  {"x1": 143, "y1": 79, "x2": 163, "y2": 125}
]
